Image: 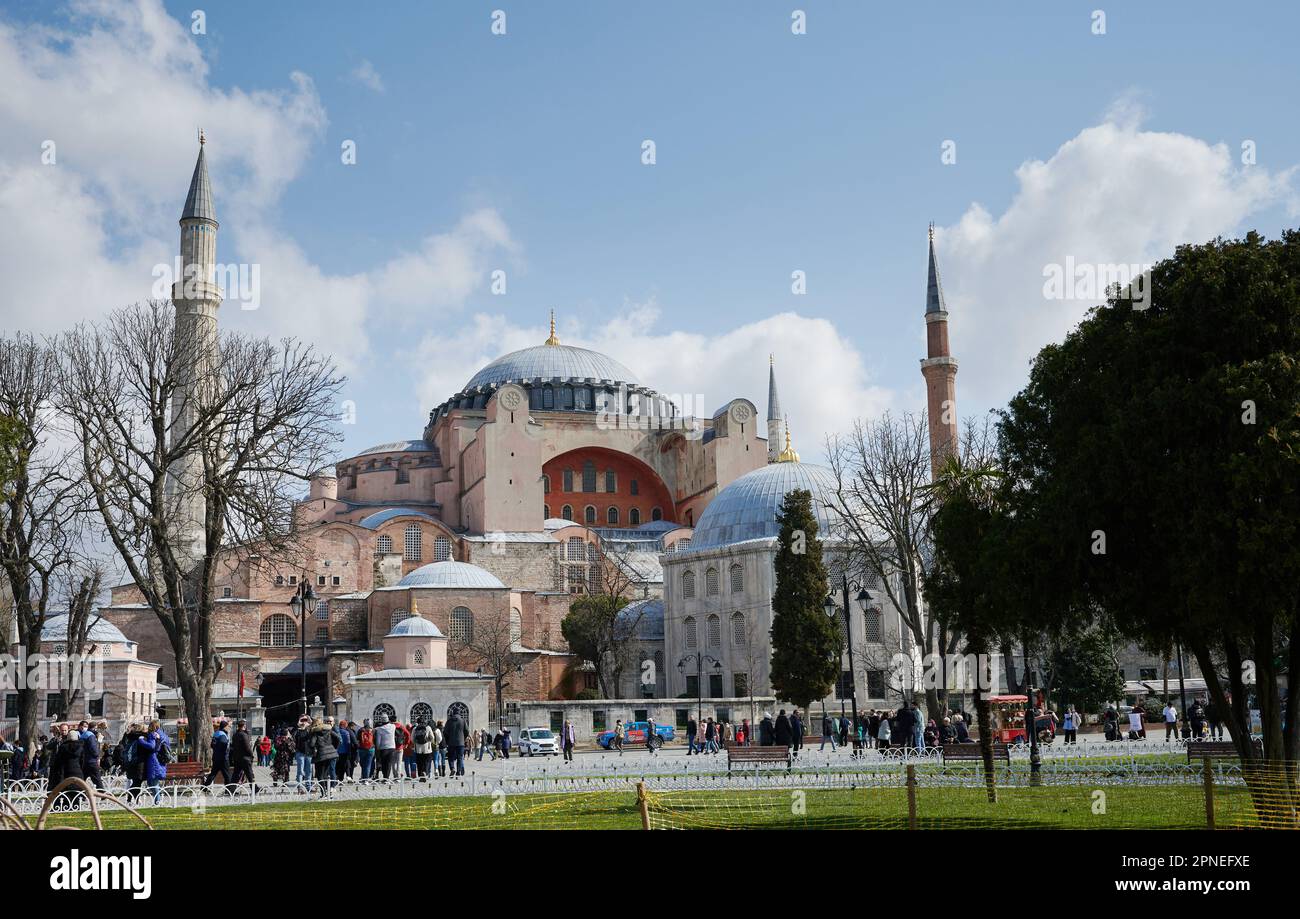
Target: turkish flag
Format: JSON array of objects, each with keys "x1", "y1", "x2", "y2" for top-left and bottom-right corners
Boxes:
[{"x1": 238, "y1": 668, "x2": 245, "y2": 699}]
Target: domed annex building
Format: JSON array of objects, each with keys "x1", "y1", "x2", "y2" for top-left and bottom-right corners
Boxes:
[{"x1": 101, "y1": 143, "x2": 957, "y2": 739}]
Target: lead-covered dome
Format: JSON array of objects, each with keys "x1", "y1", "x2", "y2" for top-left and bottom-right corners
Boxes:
[
  {"x1": 689, "y1": 461, "x2": 839, "y2": 550},
  {"x1": 396, "y1": 560, "x2": 506, "y2": 589},
  {"x1": 41, "y1": 614, "x2": 131, "y2": 644},
  {"x1": 464, "y1": 344, "x2": 640, "y2": 391},
  {"x1": 385, "y1": 615, "x2": 444, "y2": 638}
]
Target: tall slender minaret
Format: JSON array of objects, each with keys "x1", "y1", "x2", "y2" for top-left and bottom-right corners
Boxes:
[
  {"x1": 920, "y1": 224, "x2": 958, "y2": 477},
  {"x1": 766, "y1": 354, "x2": 785, "y2": 463},
  {"x1": 168, "y1": 133, "x2": 222, "y2": 563}
]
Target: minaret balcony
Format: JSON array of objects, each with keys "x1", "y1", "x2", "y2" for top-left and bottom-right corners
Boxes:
[{"x1": 171, "y1": 279, "x2": 224, "y2": 303}]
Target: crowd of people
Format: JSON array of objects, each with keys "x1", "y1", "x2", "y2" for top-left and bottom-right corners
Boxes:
[
  {"x1": 1102, "y1": 698, "x2": 1227, "y2": 742},
  {"x1": 0, "y1": 718, "x2": 173, "y2": 806}
]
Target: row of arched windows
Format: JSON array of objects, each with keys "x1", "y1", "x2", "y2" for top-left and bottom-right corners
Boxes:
[
  {"x1": 389, "y1": 525, "x2": 453, "y2": 563},
  {"x1": 544, "y1": 505, "x2": 661, "y2": 526},
  {"x1": 681, "y1": 563, "x2": 744, "y2": 599},
  {"x1": 388, "y1": 606, "x2": 475, "y2": 643},
  {"x1": 683, "y1": 612, "x2": 748, "y2": 650}
]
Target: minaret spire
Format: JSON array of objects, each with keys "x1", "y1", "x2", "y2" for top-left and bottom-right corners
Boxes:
[
  {"x1": 766, "y1": 353, "x2": 785, "y2": 463},
  {"x1": 920, "y1": 225, "x2": 958, "y2": 477},
  {"x1": 168, "y1": 136, "x2": 223, "y2": 564}
]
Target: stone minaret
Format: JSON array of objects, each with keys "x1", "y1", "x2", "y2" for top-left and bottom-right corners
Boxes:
[
  {"x1": 920, "y1": 224, "x2": 958, "y2": 477},
  {"x1": 766, "y1": 354, "x2": 784, "y2": 463},
  {"x1": 167, "y1": 134, "x2": 222, "y2": 563}
]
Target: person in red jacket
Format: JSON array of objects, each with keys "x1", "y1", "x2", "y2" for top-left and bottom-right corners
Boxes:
[{"x1": 257, "y1": 733, "x2": 273, "y2": 766}]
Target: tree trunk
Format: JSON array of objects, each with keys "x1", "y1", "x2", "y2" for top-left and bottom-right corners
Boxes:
[
  {"x1": 974, "y1": 686, "x2": 997, "y2": 803},
  {"x1": 17, "y1": 682, "x2": 39, "y2": 767},
  {"x1": 176, "y1": 663, "x2": 213, "y2": 767}
]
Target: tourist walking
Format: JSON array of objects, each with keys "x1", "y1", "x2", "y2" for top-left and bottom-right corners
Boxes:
[
  {"x1": 374, "y1": 714, "x2": 398, "y2": 779},
  {"x1": 134, "y1": 720, "x2": 169, "y2": 805},
  {"x1": 309, "y1": 717, "x2": 339, "y2": 796},
  {"x1": 357, "y1": 719, "x2": 375, "y2": 778},
  {"x1": 444, "y1": 710, "x2": 468, "y2": 776},
  {"x1": 229, "y1": 719, "x2": 257, "y2": 790},
  {"x1": 294, "y1": 715, "x2": 313, "y2": 786},
  {"x1": 271, "y1": 727, "x2": 295, "y2": 784},
  {"x1": 202, "y1": 720, "x2": 233, "y2": 790},
  {"x1": 820, "y1": 713, "x2": 836, "y2": 751},
  {"x1": 561, "y1": 719, "x2": 576, "y2": 763}
]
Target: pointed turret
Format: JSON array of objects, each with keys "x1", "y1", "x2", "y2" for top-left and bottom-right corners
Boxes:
[
  {"x1": 925, "y1": 222, "x2": 944, "y2": 314},
  {"x1": 920, "y1": 224, "x2": 958, "y2": 477},
  {"x1": 766, "y1": 354, "x2": 785, "y2": 463},
  {"x1": 181, "y1": 132, "x2": 217, "y2": 224}
]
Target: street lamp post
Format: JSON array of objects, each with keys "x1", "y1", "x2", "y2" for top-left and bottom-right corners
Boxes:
[
  {"x1": 1023, "y1": 642, "x2": 1041, "y2": 784},
  {"x1": 678, "y1": 652, "x2": 721, "y2": 742},
  {"x1": 824, "y1": 574, "x2": 864, "y2": 754},
  {"x1": 288, "y1": 580, "x2": 317, "y2": 719}
]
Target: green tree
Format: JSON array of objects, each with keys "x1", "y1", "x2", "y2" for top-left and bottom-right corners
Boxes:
[
  {"x1": 561, "y1": 593, "x2": 630, "y2": 698},
  {"x1": 999, "y1": 230, "x2": 1300, "y2": 821},
  {"x1": 769, "y1": 489, "x2": 840, "y2": 709},
  {"x1": 1040, "y1": 624, "x2": 1125, "y2": 716}
]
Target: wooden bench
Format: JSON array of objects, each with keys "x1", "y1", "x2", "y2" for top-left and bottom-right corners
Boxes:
[
  {"x1": 942, "y1": 743, "x2": 1010, "y2": 765},
  {"x1": 1186, "y1": 740, "x2": 1262, "y2": 763},
  {"x1": 727, "y1": 745, "x2": 791, "y2": 771},
  {"x1": 160, "y1": 761, "x2": 205, "y2": 786}
]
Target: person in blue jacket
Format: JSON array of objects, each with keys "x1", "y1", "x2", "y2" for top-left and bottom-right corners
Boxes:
[
  {"x1": 135, "y1": 719, "x2": 169, "y2": 804},
  {"x1": 77, "y1": 721, "x2": 105, "y2": 790},
  {"x1": 202, "y1": 720, "x2": 232, "y2": 791}
]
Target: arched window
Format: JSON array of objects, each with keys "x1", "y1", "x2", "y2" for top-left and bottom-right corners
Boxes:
[
  {"x1": 630, "y1": 479, "x2": 639, "y2": 496},
  {"x1": 682, "y1": 570, "x2": 696, "y2": 599},
  {"x1": 651, "y1": 507, "x2": 662, "y2": 521},
  {"x1": 732, "y1": 612, "x2": 746, "y2": 646},
  {"x1": 705, "y1": 567, "x2": 719, "y2": 596},
  {"x1": 376, "y1": 534, "x2": 393, "y2": 554},
  {"x1": 433, "y1": 535, "x2": 453, "y2": 562},
  {"x1": 582, "y1": 461, "x2": 596, "y2": 492},
  {"x1": 707, "y1": 614, "x2": 721, "y2": 647},
  {"x1": 629, "y1": 508, "x2": 641, "y2": 525},
  {"x1": 259, "y1": 614, "x2": 296, "y2": 648},
  {"x1": 404, "y1": 524, "x2": 422, "y2": 561},
  {"x1": 372, "y1": 703, "x2": 396, "y2": 725},
  {"x1": 730, "y1": 563, "x2": 744, "y2": 593},
  {"x1": 543, "y1": 386, "x2": 555, "y2": 410},
  {"x1": 561, "y1": 504, "x2": 573, "y2": 520},
  {"x1": 584, "y1": 505, "x2": 597, "y2": 525},
  {"x1": 450, "y1": 606, "x2": 473, "y2": 644},
  {"x1": 605, "y1": 469, "x2": 616, "y2": 492},
  {"x1": 510, "y1": 608, "x2": 522, "y2": 646},
  {"x1": 567, "y1": 537, "x2": 586, "y2": 560},
  {"x1": 542, "y1": 474, "x2": 550, "y2": 494},
  {"x1": 413, "y1": 648, "x2": 425, "y2": 665},
  {"x1": 543, "y1": 504, "x2": 551, "y2": 519},
  {"x1": 684, "y1": 616, "x2": 697, "y2": 650},
  {"x1": 390, "y1": 609, "x2": 409, "y2": 630},
  {"x1": 410, "y1": 701, "x2": 433, "y2": 723},
  {"x1": 563, "y1": 469, "x2": 573, "y2": 492},
  {"x1": 607, "y1": 506, "x2": 619, "y2": 525}
]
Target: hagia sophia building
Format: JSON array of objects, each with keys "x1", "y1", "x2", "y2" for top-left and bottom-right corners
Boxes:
[{"x1": 87, "y1": 140, "x2": 960, "y2": 739}]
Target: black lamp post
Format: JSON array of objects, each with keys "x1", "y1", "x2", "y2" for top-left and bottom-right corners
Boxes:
[
  {"x1": 678, "y1": 652, "x2": 721, "y2": 732},
  {"x1": 823, "y1": 574, "x2": 865, "y2": 754},
  {"x1": 1023, "y1": 642, "x2": 1041, "y2": 784},
  {"x1": 288, "y1": 580, "x2": 317, "y2": 718}
]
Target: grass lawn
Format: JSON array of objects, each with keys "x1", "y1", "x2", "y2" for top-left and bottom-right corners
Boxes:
[{"x1": 40, "y1": 781, "x2": 1246, "y2": 830}]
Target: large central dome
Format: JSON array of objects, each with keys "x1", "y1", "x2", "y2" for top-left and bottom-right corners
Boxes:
[{"x1": 464, "y1": 343, "x2": 641, "y2": 391}]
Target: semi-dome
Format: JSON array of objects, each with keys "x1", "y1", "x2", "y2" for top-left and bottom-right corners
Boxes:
[
  {"x1": 385, "y1": 615, "x2": 445, "y2": 639},
  {"x1": 688, "y1": 461, "x2": 839, "y2": 550},
  {"x1": 396, "y1": 560, "x2": 506, "y2": 589},
  {"x1": 464, "y1": 344, "x2": 641, "y2": 391},
  {"x1": 41, "y1": 614, "x2": 130, "y2": 645},
  {"x1": 616, "y1": 598, "x2": 664, "y2": 640}
]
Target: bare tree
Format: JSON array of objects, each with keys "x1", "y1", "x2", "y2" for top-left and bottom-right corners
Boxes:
[
  {"x1": 458, "y1": 606, "x2": 528, "y2": 726},
  {"x1": 0, "y1": 335, "x2": 87, "y2": 755},
  {"x1": 826, "y1": 411, "x2": 999, "y2": 721},
  {"x1": 58, "y1": 302, "x2": 343, "y2": 765},
  {"x1": 52, "y1": 563, "x2": 106, "y2": 719}
]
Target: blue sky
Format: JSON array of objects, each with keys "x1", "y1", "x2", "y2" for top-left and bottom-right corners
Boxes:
[{"x1": 2, "y1": 0, "x2": 1297, "y2": 461}]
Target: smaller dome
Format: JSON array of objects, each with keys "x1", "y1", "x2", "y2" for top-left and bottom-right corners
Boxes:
[
  {"x1": 397, "y1": 560, "x2": 506, "y2": 589},
  {"x1": 41, "y1": 614, "x2": 130, "y2": 645},
  {"x1": 544, "y1": 517, "x2": 579, "y2": 530},
  {"x1": 386, "y1": 615, "x2": 444, "y2": 639},
  {"x1": 616, "y1": 598, "x2": 664, "y2": 641}
]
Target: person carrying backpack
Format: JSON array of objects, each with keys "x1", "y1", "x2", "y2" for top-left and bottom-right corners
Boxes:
[
  {"x1": 202, "y1": 720, "x2": 233, "y2": 791},
  {"x1": 412, "y1": 717, "x2": 434, "y2": 779}
]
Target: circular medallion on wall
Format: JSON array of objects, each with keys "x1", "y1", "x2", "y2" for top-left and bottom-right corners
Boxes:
[
  {"x1": 729, "y1": 401, "x2": 753, "y2": 425},
  {"x1": 497, "y1": 384, "x2": 525, "y2": 412}
]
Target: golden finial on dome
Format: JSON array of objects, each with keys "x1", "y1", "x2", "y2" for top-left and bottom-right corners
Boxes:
[
  {"x1": 410, "y1": 597, "x2": 420, "y2": 618},
  {"x1": 544, "y1": 309, "x2": 560, "y2": 346},
  {"x1": 777, "y1": 415, "x2": 800, "y2": 463}
]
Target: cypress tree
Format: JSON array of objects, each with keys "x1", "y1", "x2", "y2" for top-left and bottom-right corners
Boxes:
[{"x1": 769, "y1": 488, "x2": 841, "y2": 709}]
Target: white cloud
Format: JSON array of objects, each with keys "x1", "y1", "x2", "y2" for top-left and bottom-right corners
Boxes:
[
  {"x1": 0, "y1": 0, "x2": 511, "y2": 376},
  {"x1": 409, "y1": 305, "x2": 893, "y2": 462},
  {"x1": 938, "y1": 106, "x2": 1298, "y2": 412},
  {"x1": 350, "y1": 59, "x2": 384, "y2": 93}
]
